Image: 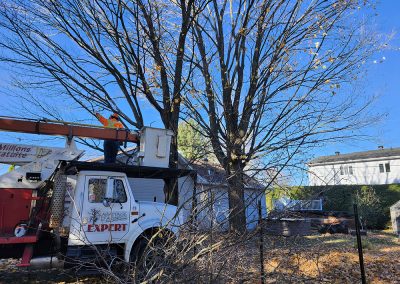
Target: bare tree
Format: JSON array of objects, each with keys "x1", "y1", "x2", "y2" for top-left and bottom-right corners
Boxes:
[
  {"x1": 184, "y1": 0, "x2": 379, "y2": 232},
  {"x1": 0, "y1": 0, "x2": 207, "y2": 205}
]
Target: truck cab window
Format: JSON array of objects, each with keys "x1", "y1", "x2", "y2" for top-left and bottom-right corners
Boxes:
[
  {"x1": 88, "y1": 178, "x2": 127, "y2": 203},
  {"x1": 88, "y1": 178, "x2": 107, "y2": 203},
  {"x1": 113, "y1": 179, "x2": 127, "y2": 203}
]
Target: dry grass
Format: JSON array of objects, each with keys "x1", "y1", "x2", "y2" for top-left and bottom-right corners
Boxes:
[
  {"x1": 254, "y1": 231, "x2": 400, "y2": 284},
  {"x1": 188, "y1": 230, "x2": 400, "y2": 283},
  {"x1": 0, "y1": 231, "x2": 399, "y2": 283}
]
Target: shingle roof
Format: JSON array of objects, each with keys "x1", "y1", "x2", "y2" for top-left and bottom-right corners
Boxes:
[
  {"x1": 308, "y1": 147, "x2": 400, "y2": 165},
  {"x1": 190, "y1": 160, "x2": 264, "y2": 189},
  {"x1": 87, "y1": 150, "x2": 264, "y2": 189},
  {"x1": 189, "y1": 160, "x2": 226, "y2": 185}
]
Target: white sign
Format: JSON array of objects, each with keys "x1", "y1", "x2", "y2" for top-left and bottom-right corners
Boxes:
[{"x1": 0, "y1": 142, "x2": 63, "y2": 165}]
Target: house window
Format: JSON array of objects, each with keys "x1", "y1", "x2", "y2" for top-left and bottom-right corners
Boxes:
[
  {"x1": 379, "y1": 164, "x2": 384, "y2": 173},
  {"x1": 340, "y1": 165, "x2": 352, "y2": 175},
  {"x1": 385, "y1": 163, "x2": 390, "y2": 172}
]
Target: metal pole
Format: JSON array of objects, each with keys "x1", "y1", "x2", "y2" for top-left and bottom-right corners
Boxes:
[
  {"x1": 258, "y1": 199, "x2": 266, "y2": 284},
  {"x1": 353, "y1": 203, "x2": 366, "y2": 284}
]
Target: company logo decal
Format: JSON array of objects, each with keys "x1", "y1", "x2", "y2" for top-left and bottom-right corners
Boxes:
[
  {"x1": 89, "y1": 209, "x2": 128, "y2": 223},
  {"x1": 86, "y1": 209, "x2": 129, "y2": 232},
  {"x1": 87, "y1": 224, "x2": 127, "y2": 232},
  {"x1": 0, "y1": 144, "x2": 53, "y2": 160},
  {"x1": 0, "y1": 144, "x2": 32, "y2": 158}
]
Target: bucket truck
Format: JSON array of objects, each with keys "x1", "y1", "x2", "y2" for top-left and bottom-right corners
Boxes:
[{"x1": 0, "y1": 117, "x2": 194, "y2": 270}]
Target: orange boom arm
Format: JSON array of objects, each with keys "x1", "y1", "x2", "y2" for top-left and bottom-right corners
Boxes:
[{"x1": 0, "y1": 117, "x2": 139, "y2": 143}]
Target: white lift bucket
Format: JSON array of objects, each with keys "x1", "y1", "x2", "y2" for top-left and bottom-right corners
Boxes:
[{"x1": 137, "y1": 127, "x2": 174, "y2": 168}]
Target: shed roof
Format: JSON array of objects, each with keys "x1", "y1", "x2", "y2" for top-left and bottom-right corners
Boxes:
[
  {"x1": 87, "y1": 149, "x2": 264, "y2": 189},
  {"x1": 308, "y1": 147, "x2": 400, "y2": 165},
  {"x1": 190, "y1": 160, "x2": 264, "y2": 189},
  {"x1": 65, "y1": 160, "x2": 196, "y2": 179}
]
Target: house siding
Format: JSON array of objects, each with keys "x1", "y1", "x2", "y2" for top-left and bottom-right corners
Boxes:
[
  {"x1": 128, "y1": 178, "x2": 165, "y2": 202},
  {"x1": 178, "y1": 176, "x2": 195, "y2": 223},
  {"x1": 195, "y1": 185, "x2": 267, "y2": 231},
  {"x1": 308, "y1": 157, "x2": 400, "y2": 186}
]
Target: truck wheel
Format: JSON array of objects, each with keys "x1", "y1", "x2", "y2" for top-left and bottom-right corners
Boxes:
[{"x1": 129, "y1": 236, "x2": 171, "y2": 282}]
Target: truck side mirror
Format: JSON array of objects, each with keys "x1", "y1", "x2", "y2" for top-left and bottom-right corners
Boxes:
[{"x1": 102, "y1": 199, "x2": 111, "y2": 207}]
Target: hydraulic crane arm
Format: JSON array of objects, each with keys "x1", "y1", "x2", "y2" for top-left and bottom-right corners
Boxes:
[{"x1": 0, "y1": 117, "x2": 139, "y2": 143}]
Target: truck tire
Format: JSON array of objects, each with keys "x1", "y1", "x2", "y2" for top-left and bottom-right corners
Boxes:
[{"x1": 129, "y1": 235, "x2": 171, "y2": 282}]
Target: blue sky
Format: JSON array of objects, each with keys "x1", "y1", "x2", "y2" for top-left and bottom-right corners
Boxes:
[
  {"x1": 316, "y1": 0, "x2": 400, "y2": 156},
  {"x1": 0, "y1": 1, "x2": 399, "y2": 174}
]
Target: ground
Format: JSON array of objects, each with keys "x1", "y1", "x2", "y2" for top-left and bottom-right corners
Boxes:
[
  {"x1": 255, "y1": 231, "x2": 400, "y2": 283},
  {"x1": 0, "y1": 231, "x2": 398, "y2": 283}
]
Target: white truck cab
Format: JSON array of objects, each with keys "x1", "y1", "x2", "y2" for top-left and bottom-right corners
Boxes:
[
  {"x1": 54, "y1": 160, "x2": 195, "y2": 266},
  {"x1": 65, "y1": 168, "x2": 183, "y2": 262}
]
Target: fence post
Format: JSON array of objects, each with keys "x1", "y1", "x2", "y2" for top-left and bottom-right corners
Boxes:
[
  {"x1": 353, "y1": 203, "x2": 366, "y2": 284},
  {"x1": 258, "y1": 199, "x2": 266, "y2": 284}
]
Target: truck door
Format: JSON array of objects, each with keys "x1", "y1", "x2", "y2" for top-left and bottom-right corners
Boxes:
[{"x1": 82, "y1": 176, "x2": 131, "y2": 244}]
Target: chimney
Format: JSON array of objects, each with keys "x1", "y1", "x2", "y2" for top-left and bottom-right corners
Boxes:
[
  {"x1": 335, "y1": 151, "x2": 340, "y2": 156},
  {"x1": 378, "y1": 145, "x2": 384, "y2": 150}
]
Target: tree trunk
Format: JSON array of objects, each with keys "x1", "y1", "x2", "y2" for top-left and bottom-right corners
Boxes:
[
  {"x1": 164, "y1": 130, "x2": 179, "y2": 206},
  {"x1": 227, "y1": 160, "x2": 247, "y2": 233}
]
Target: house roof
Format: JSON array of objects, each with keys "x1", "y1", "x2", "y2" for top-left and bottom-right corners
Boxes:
[
  {"x1": 308, "y1": 147, "x2": 400, "y2": 165},
  {"x1": 190, "y1": 160, "x2": 226, "y2": 185},
  {"x1": 190, "y1": 159, "x2": 264, "y2": 189},
  {"x1": 86, "y1": 146, "x2": 137, "y2": 163},
  {"x1": 66, "y1": 161, "x2": 196, "y2": 179},
  {"x1": 86, "y1": 149, "x2": 264, "y2": 189}
]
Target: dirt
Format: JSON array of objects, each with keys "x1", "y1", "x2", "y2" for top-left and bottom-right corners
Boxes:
[{"x1": 0, "y1": 259, "x2": 101, "y2": 283}]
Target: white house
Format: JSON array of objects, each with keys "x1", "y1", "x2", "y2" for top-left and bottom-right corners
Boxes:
[
  {"x1": 89, "y1": 151, "x2": 267, "y2": 231},
  {"x1": 308, "y1": 146, "x2": 400, "y2": 186}
]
